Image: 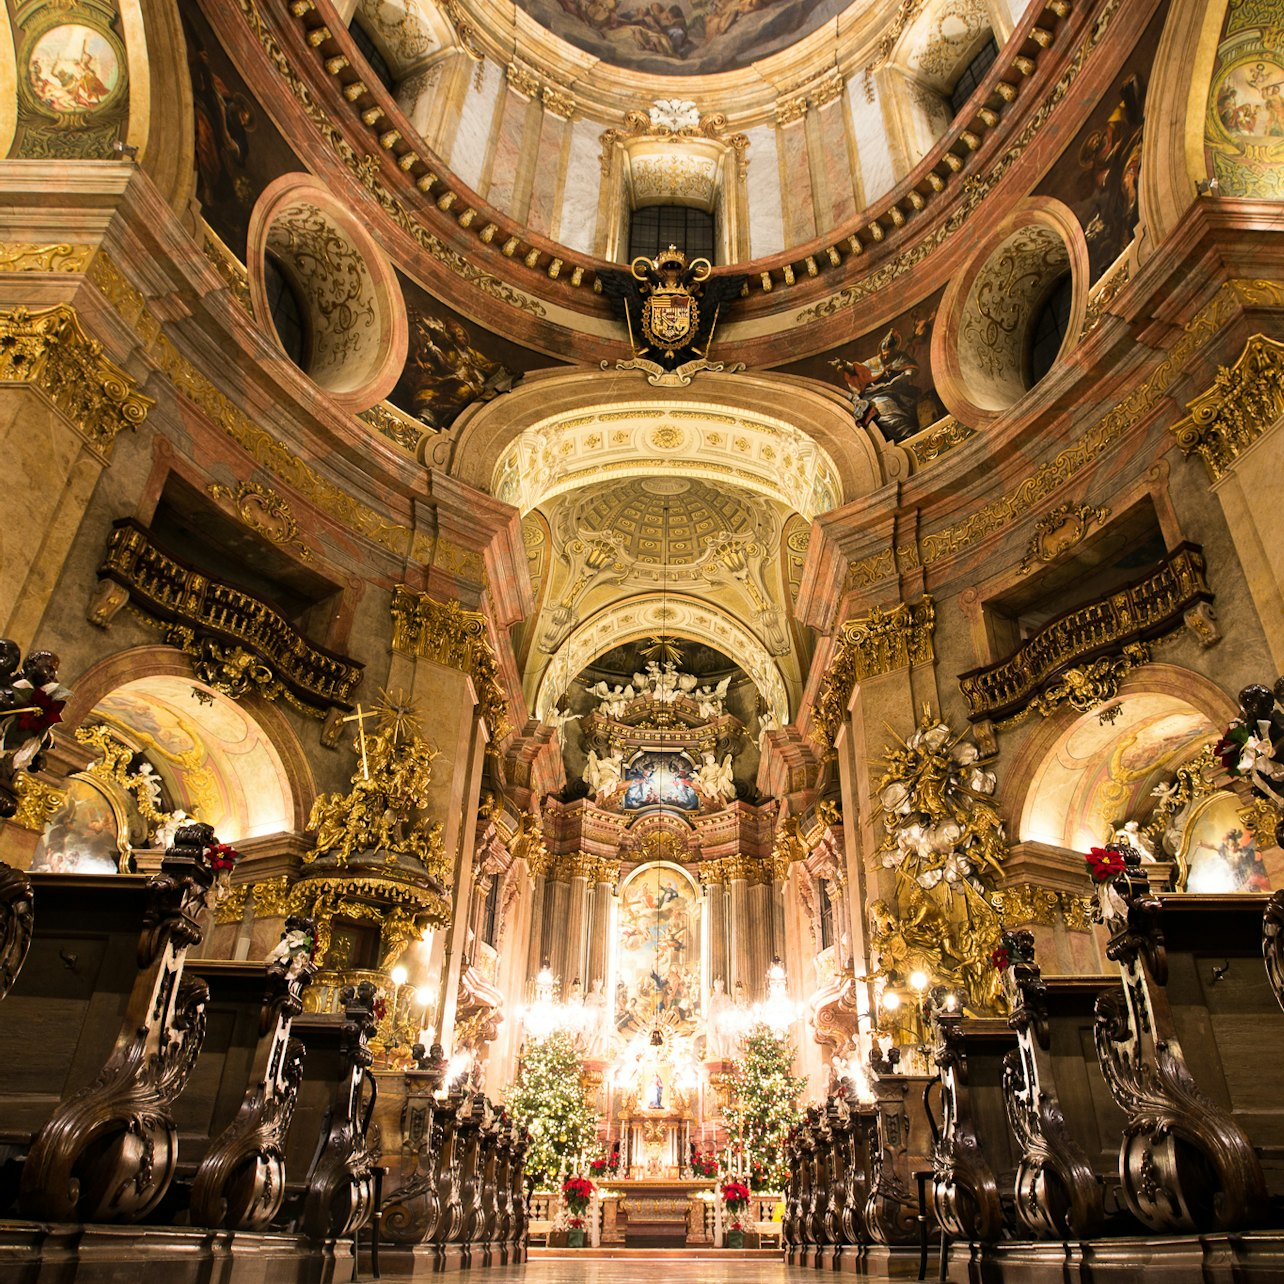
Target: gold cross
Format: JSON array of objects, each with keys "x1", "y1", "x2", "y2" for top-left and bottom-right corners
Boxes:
[{"x1": 341, "y1": 704, "x2": 379, "y2": 779}]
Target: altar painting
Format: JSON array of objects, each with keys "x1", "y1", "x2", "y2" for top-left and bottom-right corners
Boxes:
[
  {"x1": 622, "y1": 751, "x2": 700, "y2": 810},
  {"x1": 615, "y1": 864, "x2": 700, "y2": 1037},
  {"x1": 31, "y1": 776, "x2": 125, "y2": 875},
  {"x1": 1180, "y1": 792, "x2": 1272, "y2": 893}
]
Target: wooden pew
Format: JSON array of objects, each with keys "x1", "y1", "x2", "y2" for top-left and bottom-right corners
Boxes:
[
  {"x1": 4, "y1": 826, "x2": 216, "y2": 1222},
  {"x1": 928, "y1": 1012, "x2": 1020, "y2": 1243},
  {"x1": 1093, "y1": 849, "x2": 1277, "y2": 1232},
  {"x1": 1000, "y1": 930, "x2": 1132, "y2": 1240},
  {"x1": 283, "y1": 981, "x2": 380, "y2": 1242},
  {"x1": 0, "y1": 862, "x2": 32, "y2": 1002}
]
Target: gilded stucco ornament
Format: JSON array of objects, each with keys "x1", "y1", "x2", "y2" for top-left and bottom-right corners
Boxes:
[
  {"x1": 809, "y1": 597, "x2": 935, "y2": 753},
  {"x1": 869, "y1": 709, "x2": 1008, "y2": 1016},
  {"x1": 390, "y1": 588, "x2": 512, "y2": 744},
  {"x1": 208, "y1": 481, "x2": 313, "y2": 560},
  {"x1": 1170, "y1": 333, "x2": 1284, "y2": 481},
  {"x1": 1016, "y1": 502, "x2": 1110, "y2": 575},
  {"x1": 0, "y1": 304, "x2": 152, "y2": 451}
]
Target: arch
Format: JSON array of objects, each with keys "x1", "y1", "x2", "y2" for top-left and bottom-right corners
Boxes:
[
  {"x1": 1007, "y1": 664, "x2": 1235, "y2": 853},
  {"x1": 532, "y1": 594, "x2": 793, "y2": 726},
  {"x1": 1135, "y1": 0, "x2": 1229, "y2": 264},
  {"x1": 619, "y1": 859, "x2": 700, "y2": 898},
  {"x1": 441, "y1": 367, "x2": 889, "y2": 516},
  {"x1": 64, "y1": 644, "x2": 315, "y2": 836},
  {"x1": 125, "y1": 0, "x2": 198, "y2": 215}
]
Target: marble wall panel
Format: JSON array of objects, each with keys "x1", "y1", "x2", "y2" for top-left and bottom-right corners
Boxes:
[
  {"x1": 744, "y1": 122, "x2": 784, "y2": 259},
  {"x1": 448, "y1": 55, "x2": 502, "y2": 193},
  {"x1": 847, "y1": 75, "x2": 896, "y2": 204},
  {"x1": 558, "y1": 115, "x2": 602, "y2": 254},
  {"x1": 526, "y1": 110, "x2": 567, "y2": 238},
  {"x1": 484, "y1": 84, "x2": 528, "y2": 214},
  {"x1": 778, "y1": 121, "x2": 815, "y2": 245}
]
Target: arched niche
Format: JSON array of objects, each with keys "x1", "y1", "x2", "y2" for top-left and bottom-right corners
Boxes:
[
  {"x1": 64, "y1": 644, "x2": 314, "y2": 838},
  {"x1": 932, "y1": 197, "x2": 1090, "y2": 424},
  {"x1": 532, "y1": 594, "x2": 793, "y2": 727},
  {"x1": 441, "y1": 367, "x2": 888, "y2": 515},
  {"x1": 1009, "y1": 666, "x2": 1234, "y2": 853}
]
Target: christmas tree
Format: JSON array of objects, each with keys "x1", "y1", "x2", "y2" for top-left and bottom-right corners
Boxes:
[
  {"x1": 723, "y1": 1027, "x2": 805, "y2": 1191},
  {"x1": 506, "y1": 1030, "x2": 600, "y2": 1186}
]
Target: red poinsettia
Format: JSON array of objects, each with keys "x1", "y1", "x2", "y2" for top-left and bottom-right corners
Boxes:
[
  {"x1": 721, "y1": 1180, "x2": 751, "y2": 1210},
  {"x1": 1085, "y1": 846, "x2": 1126, "y2": 883},
  {"x1": 989, "y1": 944, "x2": 1010, "y2": 972},
  {"x1": 12, "y1": 684, "x2": 65, "y2": 736},
  {"x1": 204, "y1": 841, "x2": 241, "y2": 872},
  {"x1": 563, "y1": 1176, "x2": 595, "y2": 1212},
  {"x1": 371, "y1": 995, "x2": 389, "y2": 1023}
]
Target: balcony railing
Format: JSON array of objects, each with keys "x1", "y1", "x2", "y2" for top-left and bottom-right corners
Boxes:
[
  {"x1": 957, "y1": 543, "x2": 1213, "y2": 724},
  {"x1": 98, "y1": 518, "x2": 362, "y2": 715}
]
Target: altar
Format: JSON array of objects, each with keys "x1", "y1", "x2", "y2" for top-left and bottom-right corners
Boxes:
[{"x1": 619, "y1": 1106, "x2": 692, "y2": 1178}]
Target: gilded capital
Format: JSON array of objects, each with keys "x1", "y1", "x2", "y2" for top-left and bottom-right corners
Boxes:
[
  {"x1": 0, "y1": 304, "x2": 152, "y2": 450},
  {"x1": 1170, "y1": 333, "x2": 1284, "y2": 480},
  {"x1": 810, "y1": 596, "x2": 935, "y2": 751},
  {"x1": 390, "y1": 587, "x2": 512, "y2": 742}
]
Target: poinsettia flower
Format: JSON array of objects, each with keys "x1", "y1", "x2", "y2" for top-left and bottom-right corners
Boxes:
[
  {"x1": 990, "y1": 944, "x2": 1010, "y2": 971},
  {"x1": 12, "y1": 684, "x2": 65, "y2": 735},
  {"x1": 204, "y1": 841, "x2": 241, "y2": 872},
  {"x1": 1085, "y1": 846, "x2": 1126, "y2": 883}
]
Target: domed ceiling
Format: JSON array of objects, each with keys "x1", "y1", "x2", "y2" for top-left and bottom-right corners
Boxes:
[{"x1": 514, "y1": 0, "x2": 850, "y2": 75}]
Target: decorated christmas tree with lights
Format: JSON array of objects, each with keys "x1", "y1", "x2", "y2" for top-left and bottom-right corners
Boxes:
[
  {"x1": 506, "y1": 1029, "x2": 600, "y2": 1186},
  {"x1": 723, "y1": 1027, "x2": 805, "y2": 1191}
]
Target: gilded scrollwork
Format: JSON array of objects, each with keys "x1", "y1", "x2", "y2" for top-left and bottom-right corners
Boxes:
[
  {"x1": 1170, "y1": 333, "x2": 1284, "y2": 481},
  {"x1": 0, "y1": 304, "x2": 152, "y2": 451},
  {"x1": 207, "y1": 481, "x2": 312, "y2": 559},
  {"x1": 1017, "y1": 502, "x2": 1110, "y2": 575}
]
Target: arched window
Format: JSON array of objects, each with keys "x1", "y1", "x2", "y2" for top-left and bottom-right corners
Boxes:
[
  {"x1": 348, "y1": 17, "x2": 396, "y2": 93},
  {"x1": 1028, "y1": 273, "x2": 1074, "y2": 386},
  {"x1": 263, "y1": 252, "x2": 309, "y2": 370},
  {"x1": 627, "y1": 205, "x2": 717, "y2": 264},
  {"x1": 948, "y1": 36, "x2": 1000, "y2": 118}
]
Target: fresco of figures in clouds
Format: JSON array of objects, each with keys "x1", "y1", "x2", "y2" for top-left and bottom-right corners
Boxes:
[{"x1": 517, "y1": 0, "x2": 847, "y2": 76}]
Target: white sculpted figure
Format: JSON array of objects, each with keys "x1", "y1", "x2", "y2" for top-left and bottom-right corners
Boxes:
[
  {"x1": 583, "y1": 748, "x2": 623, "y2": 798},
  {"x1": 650, "y1": 98, "x2": 699, "y2": 132},
  {"x1": 704, "y1": 978, "x2": 734, "y2": 1059},
  {"x1": 696, "y1": 751, "x2": 736, "y2": 801}
]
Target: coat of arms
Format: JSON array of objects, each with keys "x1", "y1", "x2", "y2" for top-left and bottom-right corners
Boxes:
[{"x1": 598, "y1": 245, "x2": 746, "y2": 386}]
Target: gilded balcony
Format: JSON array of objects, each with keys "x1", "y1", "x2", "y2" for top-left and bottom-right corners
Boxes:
[
  {"x1": 957, "y1": 543, "x2": 1214, "y2": 725},
  {"x1": 97, "y1": 518, "x2": 362, "y2": 715}
]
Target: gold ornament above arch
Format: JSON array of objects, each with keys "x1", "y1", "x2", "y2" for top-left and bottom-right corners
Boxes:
[{"x1": 532, "y1": 592, "x2": 792, "y2": 726}]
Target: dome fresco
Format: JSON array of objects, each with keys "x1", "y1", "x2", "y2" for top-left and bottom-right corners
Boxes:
[{"x1": 511, "y1": 0, "x2": 850, "y2": 75}]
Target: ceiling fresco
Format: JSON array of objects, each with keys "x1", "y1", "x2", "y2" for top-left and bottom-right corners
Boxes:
[{"x1": 514, "y1": 0, "x2": 850, "y2": 76}]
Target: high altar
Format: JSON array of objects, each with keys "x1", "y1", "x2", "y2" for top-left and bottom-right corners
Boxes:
[{"x1": 525, "y1": 657, "x2": 787, "y2": 1172}]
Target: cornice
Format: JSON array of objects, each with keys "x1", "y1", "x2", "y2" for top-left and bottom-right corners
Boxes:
[{"x1": 214, "y1": 0, "x2": 1143, "y2": 361}]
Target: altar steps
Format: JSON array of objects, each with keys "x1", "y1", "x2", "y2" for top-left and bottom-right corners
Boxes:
[{"x1": 529, "y1": 1248, "x2": 783, "y2": 1259}]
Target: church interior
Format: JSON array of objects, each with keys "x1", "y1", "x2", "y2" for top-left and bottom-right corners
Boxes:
[{"x1": 1, "y1": 0, "x2": 1284, "y2": 1279}]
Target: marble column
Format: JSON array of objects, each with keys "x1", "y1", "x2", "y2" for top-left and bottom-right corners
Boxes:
[
  {"x1": 728, "y1": 875, "x2": 748, "y2": 995},
  {"x1": 563, "y1": 867, "x2": 590, "y2": 988},
  {"x1": 585, "y1": 878, "x2": 613, "y2": 989},
  {"x1": 525, "y1": 868, "x2": 549, "y2": 984},
  {"x1": 706, "y1": 881, "x2": 729, "y2": 990}
]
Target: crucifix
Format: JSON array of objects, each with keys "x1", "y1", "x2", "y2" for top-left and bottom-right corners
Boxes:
[{"x1": 341, "y1": 704, "x2": 379, "y2": 779}]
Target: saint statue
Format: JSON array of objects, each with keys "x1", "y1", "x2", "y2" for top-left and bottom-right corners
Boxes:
[{"x1": 648, "y1": 1072, "x2": 664, "y2": 1110}]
